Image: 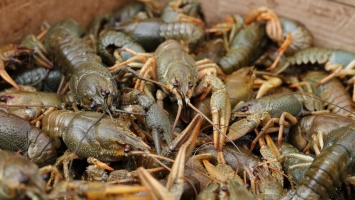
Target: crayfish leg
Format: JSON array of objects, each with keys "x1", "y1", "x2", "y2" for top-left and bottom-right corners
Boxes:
[
  {"x1": 0, "y1": 59, "x2": 20, "y2": 90},
  {"x1": 255, "y1": 75, "x2": 282, "y2": 98},
  {"x1": 30, "y1": 106, "x2": 56, "y2": 125},
  {"x1": 168, "y1": 0, "x2": 204, "y2": 24},
  {"x1": 257, "y1": 134, "x2": 283, "y2": 186},
  {"x1": 36, "y1": 28, "x2": 48, "y2": 41},
  {"x1": 316, "y1": 63, "x2": 342, "y2": 87},
  {"x1": 244, "y1": 7, "x2": 269, "y2": 25},
  {"x1": 278, "y1": 112, "x2": 298, "y2": 146},
  {"x1": 87, "y1": 157, "x2": 114, "y2": 171},
  {"x1": 47, "y1": 151, "x2": 79, "y2": 187},
  {"x1": 258, "y1": 9, "x2": 283, "y2": 42},
  {"x1": 39, "y1": 165, "x2": 62, "y2": 187},
  {"x1": 177, "y1": 13, "x2": 204, "y2": 24},
  {"x1": 166, "y1": 143, "x2": 188, "y2": 200},
  {"x1": 137, "y1": 167, "x2": 175, "y2": 200},
  {"x1": 134, "y1": 57, "x2": 157, "y2": 91},
  {"x1": 266, "y1": 32, "x2": 292, "y2": 71},
  {"x1": 107, "y1": 50, "x2": 153, "y2": 72},
  {"x1": 196, "y1": 58, "x2": 226, "y2": 79}
]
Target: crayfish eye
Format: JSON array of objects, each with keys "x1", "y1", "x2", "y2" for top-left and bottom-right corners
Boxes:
[
  {"x1": 42, "y1": 173, "x2": 50, "y2": 181},
  {"x1": 0, "y1": 96, "x2": 7, "y2": 102},
  {"x1": 124, "y1": 145, "x2": 131, "y2": 153},
  {"x1": 240, "y1": 106, "x2": 249, "y2": 112},
  {"x1": 100, "y1": 89, "x2": 111, "y2": 97},
  {"x1": 220, "y1": 185, "x2": 229, "y2": 192},
  {"x1": 173, "y1": 79, "x2": 179, "y2": 88}
]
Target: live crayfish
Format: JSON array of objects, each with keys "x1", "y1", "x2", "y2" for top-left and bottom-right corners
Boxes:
[
  {"x1": 217, "y1": 20, "x2": 268, "y2": 74},
  {"x1": 110, "y1": 39, "x2": 231, "y2": 164},
  {"x1": 195, "y1": 38, "x2": 226, "y2": 64},
  {"x1": 0, "y1": 34, "x2": 56, "y2": 91},
  {"x1": 110, "y1": 0, "x2": 155, "y2": 22},
  {"x1": 229, "y1": 92, "x2": 325, "y2": 148},
  {"x1": 270, "y1": 47, "x2": 355, "y2": 95},
  {"x1": 113, "y1": 17, "x2": 205, "y2": 51},
  {"x1": 224, "y1": 66, "x2": 255, "y2": 108},
  {"x1": 290, "y1": 113, "x2": 355, "y2": 154},
  {"x1": 87, "y1": 1, "x2": 154, "y2": 40},
  {"x1": 196, "y1": 143, "x2": 285, "y2": 199},
  {"x1": 4, "y1": 1, "x2": 355, "y2": 199},
  {"x1": 0, "y1": 149, "x2": 132, "y2": 200},
  {"x1": 190, "y1": 66, "x2": 255, "y2": 128},
  {"x1": 284, "y1": 122, "x2": 355, "y2": 199},
  {"x1": 244, "y1": 7, "x2": 313, "y2": 70},
  {"x1": 41, "y1": 110, "x2": 150, "y2": 161},
  {"x1": 0, "y1": 151, "x2": 180, "y2": 200},
  {"x1": 45, "y1": 19, "x2": 118, "y2": 112},
  {"x1": 0, "y1": 150, "x2": 47, "y2": 200},
  {"x1": 13, "y1": 66, "x2": 63, "y2": 92}
]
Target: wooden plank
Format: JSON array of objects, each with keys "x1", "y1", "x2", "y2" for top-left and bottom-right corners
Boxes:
[
  {"x1": 0, "y1": 0, "x2": 126, "y2": 45},
  {"x1": 202, "y1": 0, "x2": 355, "y2": 53},
  {"x1": 331, "y1": 0, "x2": 355, "y2": 7}
]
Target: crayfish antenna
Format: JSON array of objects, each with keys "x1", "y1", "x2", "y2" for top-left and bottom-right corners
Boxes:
[
  {"x1": 171, "y1": 88, "x2": 189, "y2": 133},
  {"x1": 172, "y1": 104, "x2": 182, "y2": 133},
  {"x1": 103, "y1": 103, "x2": 113, "y2": 119}
]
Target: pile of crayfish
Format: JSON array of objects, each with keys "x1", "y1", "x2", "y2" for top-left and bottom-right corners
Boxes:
[{"x1": 1, "y1": 0, "x2": 355, "y2": 199}]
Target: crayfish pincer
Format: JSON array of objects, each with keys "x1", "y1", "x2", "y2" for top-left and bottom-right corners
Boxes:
[
  {"x1": 45, "y1": 19, "x2": 118, "y2": 112},
  {"x1": 121, "y1": 89, "x2": 174, "y2": 155},
  {"x1": 42, "y1": 110, "x2": 150, "y2": 161}
]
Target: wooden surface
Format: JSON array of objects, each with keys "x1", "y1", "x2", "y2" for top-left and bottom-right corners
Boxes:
[
  {"x1": 332, "y1": 0, "x2": 355, "y2": 7},
  {"x1": 0, "y1": 0, "x2": 125, "y2": 44},
  {"x1": 1, "y1": 0, "x2": 355, "y2": 53}
]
